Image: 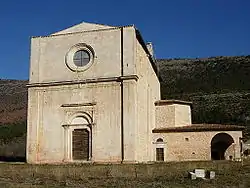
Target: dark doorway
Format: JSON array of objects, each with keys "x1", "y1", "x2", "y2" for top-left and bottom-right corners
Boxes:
[
  {"x1": 72, "y1": 129, "x2": 89, "y2": 160},
  {"x1": 156, "y1": 148, "x2": 164, "y2": 161},
  {"x1": 211, "y1": 133, "x2": 234, "y2": 160}
]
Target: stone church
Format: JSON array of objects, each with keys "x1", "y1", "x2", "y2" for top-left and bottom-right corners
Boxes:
[{"x1": 26, "y1": 22, "x2": 244, "y2": 164}]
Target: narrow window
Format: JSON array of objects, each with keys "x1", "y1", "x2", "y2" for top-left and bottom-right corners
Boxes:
[
  {"x1": 156, "y1": 148, "x2": 164, "y2": 161},
  {"x1": 156, "y1": 138, "x2": 163, "y2": 143}
]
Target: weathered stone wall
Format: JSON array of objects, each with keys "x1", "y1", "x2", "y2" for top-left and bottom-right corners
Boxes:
[
  {"x1": 155, "y1": 104, "x2": 191, "y2": 128},
  {"x1": 123, "y1": 80, "x2": 137, "y2": 162},
  {"x1": 27, "y1": 82, "x2": 122, "y2": 163},
  {"x1": 152, "y1": 131, "x2": 242, "y2": 161},
  {"x1": 27, "y1": 26, "x2": 141, "y2": 163},
  {"x1": 28, "y1": 22, "x2": 237, "y2": 165},
  {"x1": 135, "y1": 39, "x2": 160, "y2": 162},
  {"x1": 29, "y1": 27, "x2": 136, "y2": 84},
  {"x1": 155, "y1": 105, "x2": 175, "y2": 128}
]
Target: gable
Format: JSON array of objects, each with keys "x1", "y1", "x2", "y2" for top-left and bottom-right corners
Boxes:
[{"x1": 51, "y1": 22, "x2": 115, "y2": 35}]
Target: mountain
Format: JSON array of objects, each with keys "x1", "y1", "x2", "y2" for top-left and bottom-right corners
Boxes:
[
  {"x1": 0, "y1": 55, "x2": 249, "y2": 130},
  {"x1": 0, "y1": 79, "x2": 27, "y2": 124},
  {"x1": 158, "y1": 55, "x2": 250, "y2": 137}
]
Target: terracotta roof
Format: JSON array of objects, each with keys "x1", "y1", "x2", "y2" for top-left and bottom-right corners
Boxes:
[
  {"x1": 155, "y1": 100, "x2": 192, "y2": 106},
  {"x1": 152, "y1": 124, "x2": 245, "y2": 133}
]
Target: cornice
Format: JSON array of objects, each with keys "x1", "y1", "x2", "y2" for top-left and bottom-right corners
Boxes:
[{"x1": 27, "y1": 75, "x2": 139, "y2": 88}]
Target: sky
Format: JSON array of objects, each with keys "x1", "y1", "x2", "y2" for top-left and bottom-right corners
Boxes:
[{"x1": 0, "y1": 0, "x2": 249, "y2": 80}]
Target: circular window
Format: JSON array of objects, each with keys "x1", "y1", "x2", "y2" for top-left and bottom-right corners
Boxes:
[
  {"x1": 73, "y1": 50, "x2": 90, "y2": 67},
  {"x1": 66, "y1": 43, "x2": 94, "y2": 72}
]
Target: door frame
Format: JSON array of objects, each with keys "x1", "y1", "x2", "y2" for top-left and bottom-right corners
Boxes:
[{"x1": 64, "y1": 124, "x2": 92, "y2": 162}]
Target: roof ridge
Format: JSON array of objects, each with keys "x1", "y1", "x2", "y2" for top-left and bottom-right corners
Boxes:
[
  {"x1": 80, "y1": 21, "x2": 117, "y2": 28},
  {"x1": 32, "y1": 25, "x2": 135, "y2": 39}
]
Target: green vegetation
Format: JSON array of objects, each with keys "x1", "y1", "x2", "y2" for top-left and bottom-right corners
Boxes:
[
  {"x1": 0, "y1": 122, "x2": 26, "y2": 144},
  {"x1": 158, "y1": 56, "x2": 250, "y2": 95},
  {"x1": 0, "y1": 122, "x2": 26, "y2": 161},
  {"x1": 158, "y1": 55, "x2": 250, "y2": 139}
]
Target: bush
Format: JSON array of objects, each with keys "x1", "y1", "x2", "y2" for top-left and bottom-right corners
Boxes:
[{"x1": 0, "y1": 121, "x2": 26, "y2": 144}]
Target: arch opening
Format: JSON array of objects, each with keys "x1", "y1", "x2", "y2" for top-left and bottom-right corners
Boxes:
[
  {"x1": 156, "y1": 138, "x2": 163, "y2": 143},
  {"x1": 68, "y1": 113, "x2": 93, "y2": 161},
  {"x1": 211, "y1": 133, "x2": 234, "y2": 160},
  {"x1": 155, "y1": 138, "x2": 165, "y2": 161}
]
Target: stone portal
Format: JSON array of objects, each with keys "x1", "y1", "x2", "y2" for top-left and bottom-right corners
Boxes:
[{"x1": 211, "y1": 133, "x2": 234, "y2": 160}]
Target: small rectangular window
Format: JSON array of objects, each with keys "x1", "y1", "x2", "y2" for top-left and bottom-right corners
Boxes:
[{"x1": 156, "y1": 148, "x2": 164, "y2": 161}]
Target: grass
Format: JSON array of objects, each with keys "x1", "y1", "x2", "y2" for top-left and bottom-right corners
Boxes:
[{"x1": 0, "y1": 160, "x2": 248, "y2": 187}]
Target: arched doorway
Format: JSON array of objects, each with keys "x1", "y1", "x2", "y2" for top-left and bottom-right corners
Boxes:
[
  {"x1": 71, "y1": 115, "x2": 92, "y2": 161},
  {"x1": 155, "y1": 138, "x2": 165, "y2": 162},
  {"x1": 64, "y1": 112, "x2": 93, "y2": 162},
  {"x1": 211, "y1": 133, "x2": 234, "y2": 160}
]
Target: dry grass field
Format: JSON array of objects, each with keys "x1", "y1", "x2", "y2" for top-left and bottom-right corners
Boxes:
[{"x1": 0, "y1": 160, "x2": 249, "y2": 187}]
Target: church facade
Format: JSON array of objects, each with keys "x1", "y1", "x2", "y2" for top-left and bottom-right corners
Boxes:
[{"x1": 27, "y1": 22, "x2": 243, "y2": 164}]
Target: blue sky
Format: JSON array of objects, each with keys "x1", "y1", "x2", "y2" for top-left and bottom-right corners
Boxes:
[{"x1": 0, "y1": 0, "x2": 249, "y2": 80}]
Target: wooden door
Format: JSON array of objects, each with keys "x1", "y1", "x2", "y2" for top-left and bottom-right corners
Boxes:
[
  {"x1": 72, "y1": 129, "x2": 89, "y2": 160},
  {"x1": 156, "y1": 148, "x2": 164, "y2": 161}
]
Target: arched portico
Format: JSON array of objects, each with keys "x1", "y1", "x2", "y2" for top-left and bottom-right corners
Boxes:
[{"x1": 211, "y1": 133, "x2": 234, "y2": 160}]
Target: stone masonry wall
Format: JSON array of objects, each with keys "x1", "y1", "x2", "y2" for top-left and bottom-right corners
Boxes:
[
  {"x1": 152, "y1": 131, "x2": 242, "y2": 162},
  {"x1": 155, "y1": 104, "x2": 192, "y2": 128}
]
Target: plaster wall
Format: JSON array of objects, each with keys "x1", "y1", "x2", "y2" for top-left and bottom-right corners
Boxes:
[
  {"x1": 135, "y1": 40, "x2": 160, "y2": 162},
  {"x1": 27, "y1": 26, "x2": 140, "y2": 163},
  {"x1": 152, "y1": 131, "x2": 242, "y2": 162},
  {"x1": 29, "y1": 27, "x2": 136, "y2": 84},
  {"x1": 155, "y1": 104, "x2": 191, "y2": 128},
  {"x1": 174, "y1": 104, "x2": 192, "y2": 126},
  {"x1": 122, "y1": 80, "x2": 137, "y2": 162},
  {"x1": 27, "y1": 82, "x2": 123, "y2": 163},
  {"x1": 155, "y1": 105, "x2": 175, "y2": 128}
]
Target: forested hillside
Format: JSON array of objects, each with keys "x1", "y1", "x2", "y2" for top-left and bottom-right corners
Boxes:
[{"x1": 158, "y1": 55, "x2": 250, "y2": 138}]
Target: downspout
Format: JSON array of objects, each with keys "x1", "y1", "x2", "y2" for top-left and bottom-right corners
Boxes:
[{"x1": 120, "y1": 27, "x2": 124, "y2": 162}]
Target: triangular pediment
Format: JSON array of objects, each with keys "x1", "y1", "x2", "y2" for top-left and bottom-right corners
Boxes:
[{"x1": 51, "y1": 22, "x2": 115, "y2": 35}]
